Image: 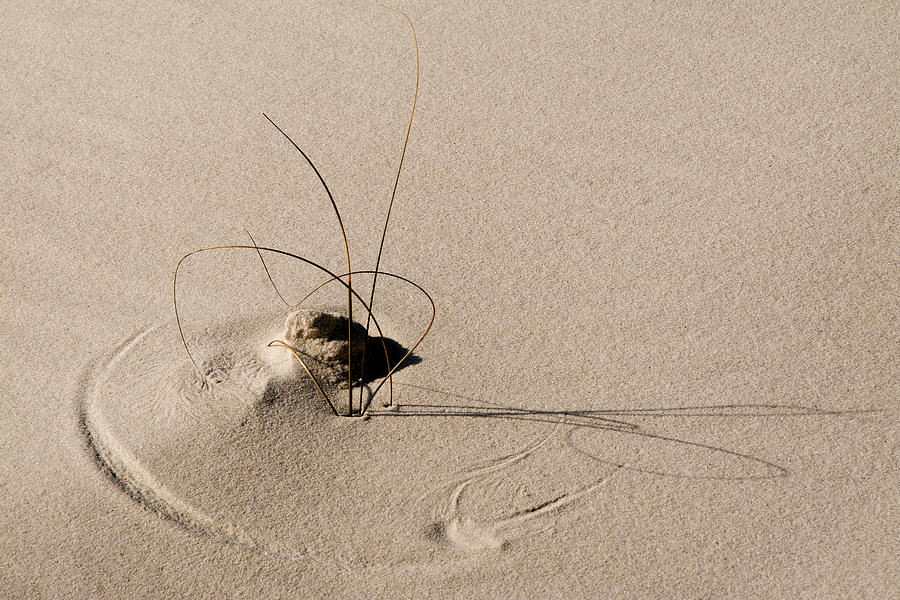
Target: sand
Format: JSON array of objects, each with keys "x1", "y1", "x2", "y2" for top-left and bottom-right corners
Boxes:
[{"x1": 2, "y1": 1, "x2": 898, "y2": 598}]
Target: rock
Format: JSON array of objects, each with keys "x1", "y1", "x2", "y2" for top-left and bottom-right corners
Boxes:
[{"x1": 283, "y1": 309, "x2": 369, "y2": 365}]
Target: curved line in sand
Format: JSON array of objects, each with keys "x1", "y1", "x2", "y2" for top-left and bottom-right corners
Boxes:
[
  {"x1": 402, "y1": 381, "x2": 791, "y2": 551},
  {"x1": 78, "y1": 329, "x2": 338, "y2": 567},
  {"x1": 415, "y1": 412, "x2": 586, "y2": 551}
]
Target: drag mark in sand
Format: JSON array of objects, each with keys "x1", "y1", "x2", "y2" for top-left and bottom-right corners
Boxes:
[
  {"x1": 421, "y1": 418, "x2": 564, "y2": 551},
  {"x1": 413, "y1": 407, "x2": 630, "y2": 552},
  {"x1": 78, "y1": 323, "x2": 861, "y2": 566},
  {"x1": 78, "y1": 328, "x2": 317, "y2": 564}
]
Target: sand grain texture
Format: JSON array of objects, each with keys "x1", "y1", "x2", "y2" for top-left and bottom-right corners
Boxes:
[{"x1": 2, "y1": 1, "x2": 898, "y2": 598}]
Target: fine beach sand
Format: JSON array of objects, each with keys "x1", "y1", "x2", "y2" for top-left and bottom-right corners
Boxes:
[{"x1": 2, "y1": 2, "x2": 898, "y2": 598}]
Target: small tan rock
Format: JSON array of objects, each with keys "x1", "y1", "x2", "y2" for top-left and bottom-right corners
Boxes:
[{"x1": 283, "y1": 309, "x2": 368, "y2": 365}]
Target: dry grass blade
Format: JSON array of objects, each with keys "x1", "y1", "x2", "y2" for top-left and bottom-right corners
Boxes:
[
  {"x1": 359, "y1": 7, "x2": 420, "y2": 410},
  {"x1": 173, "y1": 245, "x2": 429, "y2": 415},
  {"x1": 261, "y1": 113, "x2": 355, "y2": 416},
  {"x1": 175, "y1": 13, "x2": 429, "y2": 417},
  {"x1": 246, "y1": 229, "x2": 291, "y2": 308},
  {"x1": 266, "y1": 340, "x2": 338, "y2": 416}
]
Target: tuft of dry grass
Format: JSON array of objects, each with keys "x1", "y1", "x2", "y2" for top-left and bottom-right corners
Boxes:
[{"x1": 173, "y1": 8, "x2": 431, "y2": 417}]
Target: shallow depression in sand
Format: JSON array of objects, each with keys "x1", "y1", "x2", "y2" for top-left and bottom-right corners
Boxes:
[{"x1": 79, "y1": 309, "x2": 569, "y2": 570}]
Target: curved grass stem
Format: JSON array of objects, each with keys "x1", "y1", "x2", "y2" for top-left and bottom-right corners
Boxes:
[
  {"x1": 284, "y1": 268, "x2": 436, "y2": 414},
  {"x1": 262, "y1": 113, "x2": 354, "y2": 416},
  {"x1": 359, "y1": 7, "x2": 420, "y2": 410},
  {"x1": 246, "y1": 229, "x2": 292, "y2": 308},
  {"x1": 267, "y1": 340, "x2": 338, "y2": 415},
  {"x1": 173, "y1": 245, "x2": 433, "y2": 416},
  {"x1": 177, "y1": 15, "x2": 427, "y2": 418}
]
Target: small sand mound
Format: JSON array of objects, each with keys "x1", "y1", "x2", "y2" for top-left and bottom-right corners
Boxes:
[{"x1": 79, "y1": 309, "x2": 617, "y2": 568}]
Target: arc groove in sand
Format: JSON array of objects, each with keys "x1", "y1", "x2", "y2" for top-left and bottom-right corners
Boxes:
[
  {"x1": 78, "y1": 329, "x2": 320, "y2": 564},
  {"x1": 78, "y1": 333, "x2": 568, "y2": 562},
  {"x1": 410, "y1": 414, "x2": 568, "y2": 550}
]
